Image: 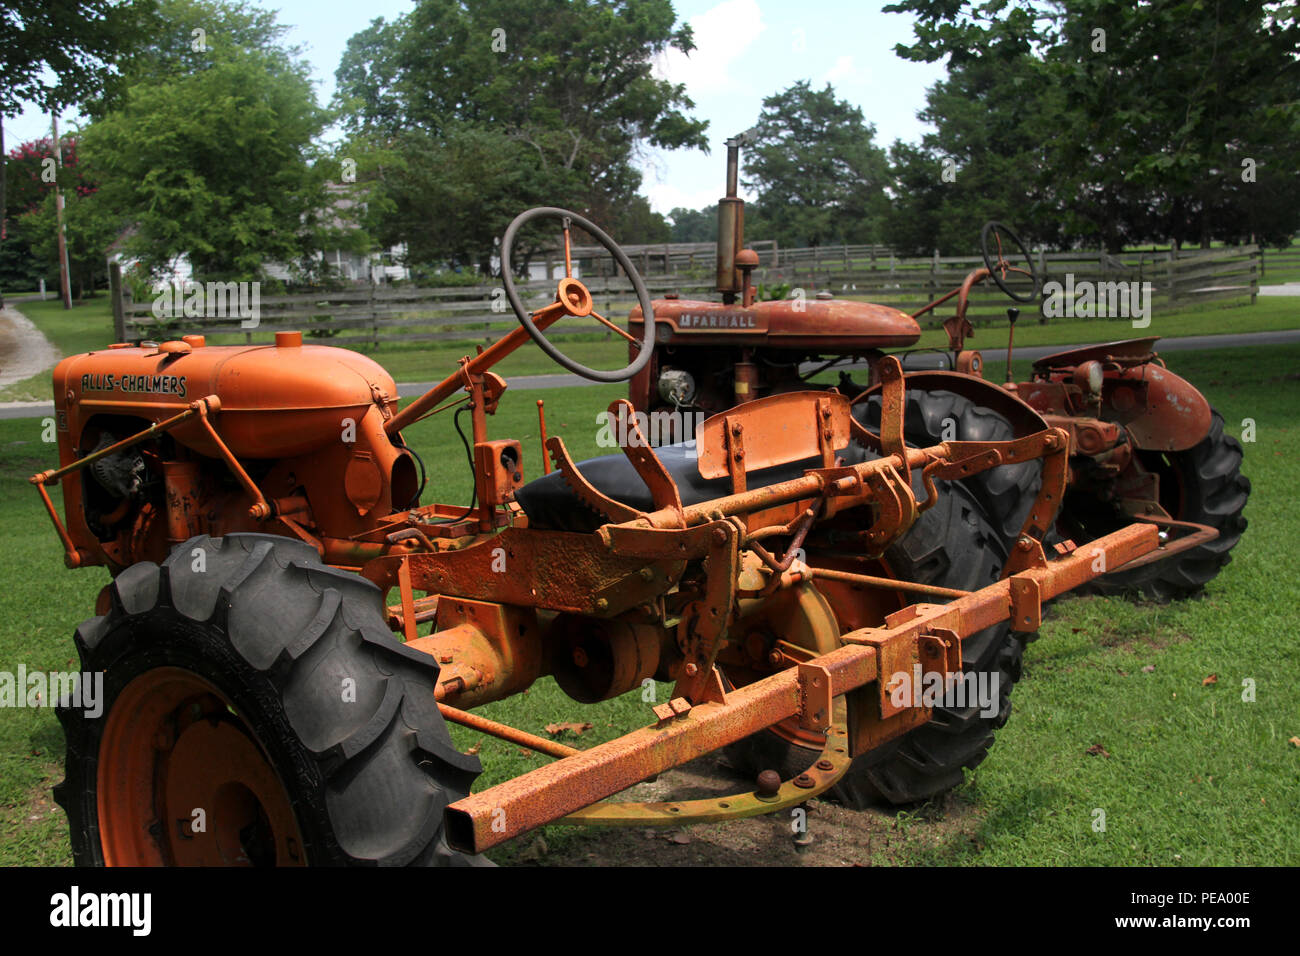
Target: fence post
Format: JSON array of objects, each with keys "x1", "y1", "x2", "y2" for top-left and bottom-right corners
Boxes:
[
  {"x1": 371, "y1": 281, "x2": 379, "y2": 349},
  {"x1": 109, "y1": 261, "x2": 127, "y2": 343}
]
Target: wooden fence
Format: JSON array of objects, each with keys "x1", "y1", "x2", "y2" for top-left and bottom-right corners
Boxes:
[{"x1": 111, "y1": 244, "x2": 1261, "y2": 348}]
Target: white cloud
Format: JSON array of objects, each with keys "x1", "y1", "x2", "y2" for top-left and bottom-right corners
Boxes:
[
  {"x1": 822, "y1": 54, "x2": 872, "y2": 89},
  {"x1": 654, "y1": 0, "x2": 767, "y2": 95}
]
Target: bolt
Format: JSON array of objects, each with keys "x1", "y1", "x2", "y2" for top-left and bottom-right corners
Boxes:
[
  {"x1": 438, "y1": 654, "x2": 454, "y2": 664},
  {"x1": 684, "y1": 662, "x2": 698, "y2": 677},
  {"x1": 712, "y1": 527, "x2": 727, "y2": 544},
  {"x1": 756, "y1": 770, "x2": 781, "y2": 798},
  {"x1": 816, "y1": 759, "x2": 834, "y2": 772},
  {"x1": 639, "y1": 567, "x2": 654, "y2": 581},
  {"x1": 768, "y1": 650, "x2": 784, "y2": 667},
  {"x1": 793, "y1": 773, "x2": 815, "y2": 789},
  {"x1": 595, "y1": 597, "x2": 608, "y2": 610},
  {"x1": 793, "y1": 830, "x2": 814, "y2": 853},
  {"x1": 731, "y1": 422, "x2": 742, "y2": 436},
  {"x1": 734, "y1": 449, "x2": 745, "y2": 460},
  {"x1": 1017, "y1": 536, "x2": 1033, "y2": 551}
]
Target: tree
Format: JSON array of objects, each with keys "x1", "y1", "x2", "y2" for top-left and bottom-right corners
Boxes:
[
  {"x1": 0, "y1": 1, "x2": 158, "y2": 116},
  {"x1": 81, "y1": 0, "x2": 300, "y2": 119},
  {"x1": 1, "y1": 0, "x2": 157, "y2": 302},
  {"x1": 1, "y1": 137, "x2": 99, "y2": 291},
  {"x1": 81, "y1": 43, "x2": 330, "y2": 281},
  {"x1": 882, "y1": 48, "x2": 1073, "y2": 255},
  {"x1": 20, "y1": 186, "x2": 124, "y2": 298},
  {"x1": 884, "y1": 0, "x2": 1300, "y2": 250},
  {"x1": 743, "y1": 82, "x2": 890, "y2": 248},
  {"x1": 668, "y1": 205, "x2": 716, "y2": 243},
  {"x1": 335, "y1": 0, "x2": 708, "y2": 268},
  {"x1": 609, "y1": 196, "x2": 671, "y2": 245}
]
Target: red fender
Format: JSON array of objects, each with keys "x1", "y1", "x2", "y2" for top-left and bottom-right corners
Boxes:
[{"x1": 1103, "y1": 364, "x2": 1212, "y2": 452}]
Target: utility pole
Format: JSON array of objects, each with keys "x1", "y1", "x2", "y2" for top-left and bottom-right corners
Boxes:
[{"x1": 52, "y1": 111, "x2": 73, "y2": 309}]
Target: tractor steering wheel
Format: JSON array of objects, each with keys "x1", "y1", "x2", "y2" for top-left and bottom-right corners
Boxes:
[
  {"x1": 979, "y1": 221, "x2": 1041, "y2": 303},
  {"x1": 500, "y1": 207, "x2": 656, "y2": 383}
]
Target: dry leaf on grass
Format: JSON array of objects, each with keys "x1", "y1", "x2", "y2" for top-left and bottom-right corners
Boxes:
[
  {"x1": 545, "y1": 721, "x2": 594, "y2": 737},
  {"x1": 1202, "y1": 673, "x2": 1219, "y2": 686},
  {"x1": 1086, "y1": 744, "x2": 1112, "y2": 758}
]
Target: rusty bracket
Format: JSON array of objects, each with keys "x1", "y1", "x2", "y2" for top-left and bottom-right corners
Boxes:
[
  {"x1": 724, "y1": 416, "x2": 747, "y2": 494},
  {"x1": 797, "y1": 662, "x2": 833, "y2": 733},
  {"x1": 876, "y1": 355, "x2": 907, "y2": 461},
  {"x1": 607, "y1": 398, "x2": 684, "y2": 525},
  {"x1": 1008, "y1": 575, "x2": 1043, "y2": 631},
  {"x1": 547, "y1": 435, "x2": 642, "y2": 525},
  {"x1": 672, "y1": 520, "x2": 741, "y2": 703}
]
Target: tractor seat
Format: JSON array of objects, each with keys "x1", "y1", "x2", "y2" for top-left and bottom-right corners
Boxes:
[{"x1": 516, "y1": 440, "x2": 868, "y2": 534}]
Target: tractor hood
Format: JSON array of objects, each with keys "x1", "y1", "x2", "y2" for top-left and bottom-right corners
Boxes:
[
  {"x1": 630, "y1": 296, "x2": 921, "y2": 350},
  {"x1": 53, "y1": 335, "x2": 398, "y2": 459}
]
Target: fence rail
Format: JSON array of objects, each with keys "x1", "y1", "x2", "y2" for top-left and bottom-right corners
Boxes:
[{"x1": 113, "y1": 244, "x2": 1264, "y2": 348}]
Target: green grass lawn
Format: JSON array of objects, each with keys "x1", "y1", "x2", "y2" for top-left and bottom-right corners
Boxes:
[{"x1": 0, "y1": 342, "x2": 1295, "y2": 865}]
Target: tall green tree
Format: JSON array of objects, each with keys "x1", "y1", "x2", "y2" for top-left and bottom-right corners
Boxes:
[
  {"x1": 82, "y1": 42, "x2": 330, "y2": 280},
  {"x1": 743, "y1": 82, "x2": 890, "y2": 248},
  {"x1": 884, "y1": 0, "x2": 1300, "y2": 250},
  {"x1": 1, "y1": 0, "x2": 157, "y2": 302},
  {"x1": 334, "y1": 0, "x2": 708, "y2": 269}
]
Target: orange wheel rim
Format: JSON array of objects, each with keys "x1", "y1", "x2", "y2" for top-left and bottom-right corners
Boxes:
[{"x1": 97, "y1": 667, "x2": 306, "y2": 866}]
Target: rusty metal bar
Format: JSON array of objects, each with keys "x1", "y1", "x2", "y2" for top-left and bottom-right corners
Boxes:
[
  {"x1": 445, "y1": 521, "x2": 1158, "y2": 853},
  {"x1": 536, "y1": 400, "x2": 551, "y2": 474},
  {"x1": 385, "y1": 300, "x2": 569, "y2": 435},
  {"x1": 33, "y1": 480, "x2": 80, "y2": 567},
  {"x1": 30, "y1": 396, "x2": 212, "y2": 486},
  {"x1": 192, "y1": 402, "x2": 272, "y2": 520},
  {"x1": 808, "y1": 566, "x2": 969, "y2": 600},
  {"x1": 437, "y1": 703, "x2": 579, "y2": 760}
]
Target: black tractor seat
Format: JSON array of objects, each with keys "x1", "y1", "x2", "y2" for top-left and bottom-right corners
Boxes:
[{"x1": 516, "y1": 440, "x2": 870, "y2": 534}]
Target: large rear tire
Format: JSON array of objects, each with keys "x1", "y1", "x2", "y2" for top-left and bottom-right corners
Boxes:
[
  {"x1": 725, "y1": 481, "x2": 1024, "y2": 808},
  {"x1": 1066, "y1": 408, "x2": 1249, "y2": 601},
  {"x1": 857, "y1": 388, "x2": 1042, "y2": 550},
  {"x1": 55, "y1": 533, "x2": 485, "y2": 866}
]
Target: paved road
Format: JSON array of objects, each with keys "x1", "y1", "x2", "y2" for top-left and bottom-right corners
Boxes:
[{"x1": 4, "y1": 327, "x2": 1298, "y2": 422}]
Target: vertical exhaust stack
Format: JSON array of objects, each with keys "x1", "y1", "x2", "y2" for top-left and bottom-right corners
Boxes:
[{"x1": 716, "y1": 134, "x2": 750, "y2": 303}]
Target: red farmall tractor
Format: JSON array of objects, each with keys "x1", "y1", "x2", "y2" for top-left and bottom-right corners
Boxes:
[
  {"x1": 33, "y1": 198, "x2": 1204, "y2": 866},
  {"x1": 629, "y1": 137, "x2": 1250, "y2": 603}
]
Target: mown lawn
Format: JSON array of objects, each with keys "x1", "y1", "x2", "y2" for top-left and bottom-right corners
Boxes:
[{"x1": 0, "y1": 342, "x2": 1295, "y2": 866}]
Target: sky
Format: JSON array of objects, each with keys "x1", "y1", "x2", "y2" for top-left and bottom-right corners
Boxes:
[{"x1": 7, "y1": 0, "x2": 947, "y2": 216}]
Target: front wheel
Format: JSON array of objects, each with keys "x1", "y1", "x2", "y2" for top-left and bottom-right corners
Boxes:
[{"x1": 55, "y1": 533, "x2": 484, "y2": 866}]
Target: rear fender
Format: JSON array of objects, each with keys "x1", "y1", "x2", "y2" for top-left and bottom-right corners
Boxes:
[
  {"x1": 857, "y1": 370, "x2": 1050, "y2": 438},
  {"x1": 1103, "y1": 364, "x2": 1211, "y2": 452}
]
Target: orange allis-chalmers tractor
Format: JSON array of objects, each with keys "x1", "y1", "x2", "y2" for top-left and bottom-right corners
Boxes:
[{"x1": 33, "y1": 203, "x2": 1215, "y2": 867}]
